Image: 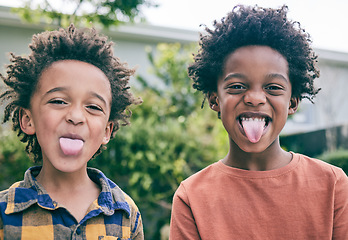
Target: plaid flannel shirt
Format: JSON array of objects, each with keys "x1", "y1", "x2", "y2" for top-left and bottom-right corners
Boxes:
[{"x1": 0, "y1": 166, "x2": 143, "y2": 240}]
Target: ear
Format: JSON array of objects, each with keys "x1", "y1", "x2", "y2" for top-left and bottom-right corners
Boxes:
[
  {"x1": 19, "y1": 108, "x2": 36, "y2": 135},
  {"x1": 288, "y1": 97, "x2": 299, "y2": 115},
  {"x1": 208, "y1": 92, "x2": 220, "y2": 112},
  {"x1": 102, "y1": 121, "x2": 114, "y2": 145}
]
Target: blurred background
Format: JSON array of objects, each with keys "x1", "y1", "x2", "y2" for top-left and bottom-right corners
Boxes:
[{"x1": 0, "y1": 1, "x2": 347, "y2": 239}]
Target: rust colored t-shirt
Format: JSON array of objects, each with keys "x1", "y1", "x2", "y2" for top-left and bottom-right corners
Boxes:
[{"x1": 170, "y1": 153, "x2": 348, "y2": 240}]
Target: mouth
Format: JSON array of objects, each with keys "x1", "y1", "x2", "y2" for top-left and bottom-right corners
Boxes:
[
  {"x1": 238, "y1": 115, "x2": 272, "y2": 128},
  {"x1": 237, "y1": 113, "x2": 272, "y2": 143},
  {"x1": 61, "y1": 133, "x2": 84, "y2": 141},
  {"x1": 59, "y1": 134, "x2": 84, "y2": 156}
]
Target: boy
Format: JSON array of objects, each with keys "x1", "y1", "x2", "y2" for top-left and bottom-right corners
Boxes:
[
  {"x1": 0, "y1": 25, "x2": 144, "y2": 239},
  {"x1": 170, "y1": 5, "x2": 348, "y2": 239}
]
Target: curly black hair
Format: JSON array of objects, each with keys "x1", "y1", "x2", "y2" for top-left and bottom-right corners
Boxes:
[
  {"x1": 188, "y1": 5, "x2": 320, "y2": 103},
  {"x1": 0, "y1": 24, "x2": 140, "y2": 163}
]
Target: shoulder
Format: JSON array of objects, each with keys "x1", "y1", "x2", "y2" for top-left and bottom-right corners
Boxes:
[
  {"x1": 90, "y1": 168, "x2": 144, "y2": 237},
  {"x1": 174, "y1": 162, "x2": 220, "y2": 199},
  {"x1": 0, "y1": 181, "x2": 23, "y2": 202},
  {"x1": 295, "y1": 153, "x2": 347, "y2": 179},
  {"x1": 0, "y1": 188, "x2": 9, "y2": 204},
  {"x1": 0, "y1": 187, "x2": 10, "y2": 199},
  {"x1": 0, "y1": 180, "x2": 25, "y2": 218},
  {"x1": 90, "y1": 167, "x2": 144, "y2": 238},
  {"x1": 112, "y1": 185, "x2": 141, "y2": 216},
  {"x1": 107, "y1": 179, "x2": 143, "y2": 238},
  {"x1": 93, "y1": 169, "x2": 141, "y2": 217},
  {"x1": 0, "y1": 167, "x2": 41, "y2": 203},
  {"x1": 88, "y1": 168, "x2": 141, "y2": 212},
  {"x1": 294, "y1": 153, "x2": 348, "y2": 191},
  {"x1": 182, "y1": 162, "x2": 220, "y2": 186}
]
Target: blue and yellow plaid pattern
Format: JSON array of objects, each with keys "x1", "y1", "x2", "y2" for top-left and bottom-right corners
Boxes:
[{"x1": 0, "y1": 166, "x2": 143, "y2": 239}]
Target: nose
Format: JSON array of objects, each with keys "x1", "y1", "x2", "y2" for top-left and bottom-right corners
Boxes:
[
  {"x1": 65, "y1": 105, "x2": 85, "y2": 125},
  {"x1": 243, "y1": 89, "x2": 266, "y2": 106}
]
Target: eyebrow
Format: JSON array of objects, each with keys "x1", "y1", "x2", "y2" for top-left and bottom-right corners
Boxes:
[
  {"x1": 45, "y1": 87, "x2": 108, "y2": 105},
  {"x1": 223, "y1": 73, "x2": 246, "y2": 81},
  {"x1": 266, "y1": 73, "x2": 289, "y2": 82},
  {"x1": 45, "y1": 87, "x2": 66, "y2": 95},
  {"x1": 223, "y1": 73, "x2": 288, "y2": 82},
  {"x1": 90, "y1": 92, "x2": 108, "y2": 106}
]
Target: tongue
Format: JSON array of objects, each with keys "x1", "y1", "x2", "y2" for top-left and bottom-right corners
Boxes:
[
  {"x1": 242, "y1": 119, "x2": 265, "y2": 143},
  {"x1": 59, "y1": 138, "x2": 84, "y2": 156}
]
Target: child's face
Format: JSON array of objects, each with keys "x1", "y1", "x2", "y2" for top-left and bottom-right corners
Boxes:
[
  {"x1": 210, "y1": 46, "x2": 298, "y2": 153},
  {"x1": 20, "y1": 60, "x2": 113, "y2": 173}
]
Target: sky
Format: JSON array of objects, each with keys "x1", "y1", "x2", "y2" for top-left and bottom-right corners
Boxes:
[
  {"x1": 141, "y1": 0, "x2": 348, "y2": 53},
  {"x1": 1, "y1": 0, "x2": 347, "y2": 53}
]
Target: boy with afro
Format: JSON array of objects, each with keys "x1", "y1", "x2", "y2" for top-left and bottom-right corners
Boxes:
[
  {"x1": 0, "y1": 25, "x2": 144, "y2": 239},
  {"x1": 170, "y1": 5, "x2": 348, "y2": 239}
]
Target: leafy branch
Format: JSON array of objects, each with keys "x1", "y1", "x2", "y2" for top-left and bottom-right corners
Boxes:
[{"x1": 12, "y1": 0, "x2": 157, "y2": 28}]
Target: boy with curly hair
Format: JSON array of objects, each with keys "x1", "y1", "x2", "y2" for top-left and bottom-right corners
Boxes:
[
  {"x1": 0, "y1": 25, "x2": 144, "y2": 239},
  {"x1": 170, "y1": 5, "x2": 348, "y2": 239}
]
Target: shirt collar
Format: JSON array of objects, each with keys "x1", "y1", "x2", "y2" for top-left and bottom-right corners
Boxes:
[
  {"x1": 5, "y1": 166, "x2": 130, "y2": 217},
  {"x1": 87, "y1": 167, "x2": 131, "y2": 217}
]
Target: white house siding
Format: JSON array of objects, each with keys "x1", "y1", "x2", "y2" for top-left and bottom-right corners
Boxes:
[
  {"x1": 314, "y1": 52, "x2": 348, "y2": 127},
  {"x1": 283, "y1": 49, "x2": 348, "y2": 134}
]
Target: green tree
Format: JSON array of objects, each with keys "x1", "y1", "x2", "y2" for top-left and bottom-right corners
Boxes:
[{"x1": 12, "y1": 0, "x2": 157, "y2": 28}]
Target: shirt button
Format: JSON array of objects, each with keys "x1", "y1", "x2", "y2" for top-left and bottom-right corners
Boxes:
[{"x1": 76, "y1": 227, "x2": 81, "y2": 235}]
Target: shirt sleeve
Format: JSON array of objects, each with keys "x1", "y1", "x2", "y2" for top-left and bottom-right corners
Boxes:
[
  {"x1": 131, "y1": 211, "x2": 144, "y2": 240},
  {"x1": 0, "y1": 213, "x2": 3, "y2": 239},
  {"x1": 333, "y1": 168, "x2": 348, "y2": 239},
  {"x1": 170, "y1": 184, "x2": 201, "y2": 240}
]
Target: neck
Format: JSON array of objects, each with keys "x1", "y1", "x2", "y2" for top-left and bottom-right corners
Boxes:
[
  {"x1": 36, "y1": 162, "x2": 100, "y2": 223},
  {"x1": 223, "y1": 138, "x2": 292, "y2": 171},
  {"x1": 36, "y1": 163, "x2": 93, "y2": 192}
]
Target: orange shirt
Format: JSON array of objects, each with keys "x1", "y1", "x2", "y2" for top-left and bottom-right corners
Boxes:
[{"x1": 170, "y1": 153, "x2": 348, "y2": 239}]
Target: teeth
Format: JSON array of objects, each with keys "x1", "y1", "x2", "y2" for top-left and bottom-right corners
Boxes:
[{"x1": 241, "y1": 117, "x2": 265, "y2": 122}]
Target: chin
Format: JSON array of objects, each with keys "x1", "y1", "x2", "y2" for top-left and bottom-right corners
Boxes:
[
  {"x1": 52, "y1": 160, "x2": 85, "y2": 173},
  {"x1": 236, "y1": 140, "x2": 270, "y2": 153}
]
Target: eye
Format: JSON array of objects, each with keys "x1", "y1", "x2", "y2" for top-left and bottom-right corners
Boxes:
[
  {"x1": 87, "y1": 104, "x2": 103, "y2": 112},
  {"x1": 265, "y1": 84, "x2": 285, "y2": 95},
  {"x1": 225, "y1": 83, "x2": 246, "y2": 93},
  {"x1": 266, "y1": 85, "x2": 282, "y2": 90},
  {"x1": 48, "y1": 99, "x2": 67, "y2": 105},
  {"x1": 230, "y1": 84, "x2": 245, "y2": 89}
]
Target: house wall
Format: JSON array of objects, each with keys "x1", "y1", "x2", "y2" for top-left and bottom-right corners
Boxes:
[
  {"x1": 314, "y1": 55, "x2": 348, "y2": 127},
  {"x1": 282, "y1": 50, "x2": 348, "y2": 134}
]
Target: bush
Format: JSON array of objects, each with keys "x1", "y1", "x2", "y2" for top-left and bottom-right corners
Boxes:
[
  {"x1": 0, "y1": 125, "x2": 34, "y2": 190},
  {"x1": 318, "y1": 149, "x2": 348, "y2": 174}
]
